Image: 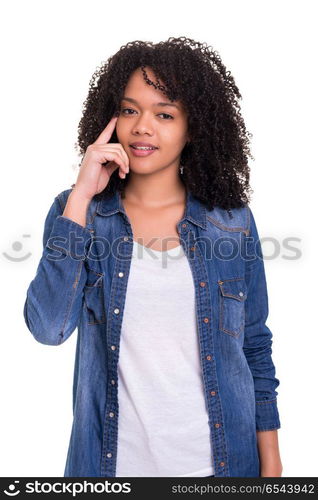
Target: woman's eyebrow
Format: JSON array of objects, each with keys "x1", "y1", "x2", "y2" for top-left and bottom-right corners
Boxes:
[{"x1": 121, "y1": 96, "x2": 180, "y2": 110}]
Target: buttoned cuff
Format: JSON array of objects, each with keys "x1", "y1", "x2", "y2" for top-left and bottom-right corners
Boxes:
[
  {"x1": 46, "y1": 215, "x2": 92, "y2": 260},
  {"x1": 255, "y1": 398, "x2": 281, "y2": 431}
]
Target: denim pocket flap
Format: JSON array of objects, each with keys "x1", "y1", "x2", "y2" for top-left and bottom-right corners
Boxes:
[
  {"x1": 218, "y1": 278, "x2": 247, "y2": 301},
  {"x1": 85, "y1": 267, "x2": 104, "y2": 287},
  {"x1": 84, "y1": 267, "x2": 105, "y2": 324},
  {"x1": 218, "y1": 278, "x2": 247, "y2": 337}
]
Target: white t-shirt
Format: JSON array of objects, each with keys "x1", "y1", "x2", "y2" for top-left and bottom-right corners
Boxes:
[{"x1": 116, "y1": 240, "x2": 214, "y2": 477}]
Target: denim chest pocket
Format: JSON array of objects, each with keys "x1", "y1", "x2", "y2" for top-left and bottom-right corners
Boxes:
[
  {"x1": 218, "y1": 278, "x2": 247, "y2": 338},
  {"x1": 84, "y1": 267, "x2": 106, "y2": 325}
]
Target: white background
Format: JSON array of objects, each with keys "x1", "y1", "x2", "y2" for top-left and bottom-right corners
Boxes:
[{"x1": 1, "y1": 0, "x2": 317, "y2": 477}]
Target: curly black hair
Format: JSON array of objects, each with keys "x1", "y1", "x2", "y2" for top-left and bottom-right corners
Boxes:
[{"x1": 75, "y1": 36, "x2": 254, "y2": 210}]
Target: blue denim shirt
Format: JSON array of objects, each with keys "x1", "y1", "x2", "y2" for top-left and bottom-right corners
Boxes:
[{"x1": 23, "y1": 186, "x2": 281, "y2": 477}]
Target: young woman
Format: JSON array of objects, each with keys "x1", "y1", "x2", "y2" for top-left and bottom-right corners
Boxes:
[{"x1": 24, "y1": 36, "x2": 283, "y2": 478}]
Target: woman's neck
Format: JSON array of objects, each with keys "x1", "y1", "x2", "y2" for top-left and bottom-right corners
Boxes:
[{"x1": 122, "y1": 171, "x2": 186, "y2": 210}]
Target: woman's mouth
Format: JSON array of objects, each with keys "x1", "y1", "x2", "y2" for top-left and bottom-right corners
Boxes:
[{"x1": 129, "y1": 145, "x2": 158, "y2": 157}]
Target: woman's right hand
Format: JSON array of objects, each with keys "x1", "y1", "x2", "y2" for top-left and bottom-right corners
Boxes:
[{"x1": 73, "y1": 116, "x2": 129, "y2": 200}]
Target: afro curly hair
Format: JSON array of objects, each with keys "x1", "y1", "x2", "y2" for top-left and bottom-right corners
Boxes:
[{"x1": 75, "y1": 36, "x2": 254, "y2": 210}]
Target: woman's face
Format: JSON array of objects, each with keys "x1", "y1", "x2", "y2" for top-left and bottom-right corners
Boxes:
[{"x1": 116, "y1": 66, "x2": 189, "y2": 176}]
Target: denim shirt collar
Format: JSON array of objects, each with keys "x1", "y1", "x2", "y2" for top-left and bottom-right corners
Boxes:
[{"x1": 95, "y1": 188, "x2": 207, "y2": 230}]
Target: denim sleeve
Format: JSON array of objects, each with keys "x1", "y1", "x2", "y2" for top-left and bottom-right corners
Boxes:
[
  {"x1": 243, "y1": 207, "x2": 281, "y2": 431},
  {"x1": 23, "y1": 192, "x2": 92, "y2": 346}
]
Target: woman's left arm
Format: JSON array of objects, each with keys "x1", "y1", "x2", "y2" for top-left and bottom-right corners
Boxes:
[
  {"x1": 243, "y1": 207, "x2": 283, "y2": 476},
  {"x1": 257, "y1": 430, "x2": 283, "y2": 477}
]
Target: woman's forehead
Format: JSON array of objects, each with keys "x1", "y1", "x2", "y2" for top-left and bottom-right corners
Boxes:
[{"x1": 123, "y1": 68, "x2": 185, "y2": 111}]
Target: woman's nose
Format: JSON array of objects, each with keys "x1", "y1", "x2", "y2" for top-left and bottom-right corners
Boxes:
[{"x1": 132, "y1": 114, "x2": 154, "y2": 135}]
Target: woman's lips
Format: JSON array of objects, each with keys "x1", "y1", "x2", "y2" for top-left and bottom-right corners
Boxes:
[{"x1": 129, "y1": 145, "x2": 158, "y2": 157}]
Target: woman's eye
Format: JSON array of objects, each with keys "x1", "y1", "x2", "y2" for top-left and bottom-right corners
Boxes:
[
  {"x1": 121, "y1": 108, "x2": 135, "y2": 115},
  {"x1": 120, "y1": 108, "x2": 173, "y2": 120},
  {"x1": 159, "y1": 113, "x2": 173, "y2": 120}
]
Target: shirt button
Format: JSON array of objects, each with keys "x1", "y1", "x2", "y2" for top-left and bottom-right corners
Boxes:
[
  {"x1": 220, "y1": 461, "x2": 225, "y2": 467},
  {"x1": 109, "y1": 412, "x2": 114, "y2": 418},
  {"x1": 111, "y1": 345, "x2": 116, "y2": 351},
  {"x1": 239, "y1": 291, "x2": 244, "y2": 297},
  {"x1": 210, "y1": 391, "x2": 216, "y2": 396},
  {"x1": 114, "y1": 308, "x2": 120, "y2": 314},
  {"x1": 203, "y1": 317, "x2": 209, "y2": 323},
  {"x1": 190, "y1": 246, "x2": 196, "y2": 251},
  {"x1": 118, "y1": 272, "x2": 124, "y2": 278},
  {"x1": 182, "y1": 223, "x2": 187, "y2": 228},
  {"x1": 214, "y1": 423, "x2": 221, "y2": 428},
  {"x1": 107, "y1": 452, "x2": 112, "y2": 458},
  {"x1": 206, "y1": 355, "x2": 212, "y2": 361},
  {"x1": 123, "y1": 236, "x2": 129, "y2": 241},
  {"x1": 200, "y1": 282, "x2": 206, "y2": 287},
  {"x1": 111, "y1": 379, "x2": 116, "y2": 385}
]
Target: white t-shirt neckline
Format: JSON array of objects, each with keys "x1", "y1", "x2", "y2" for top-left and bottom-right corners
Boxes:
[{"x1": 133, "y1": 239, "x2": 183, "y2": 258}]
